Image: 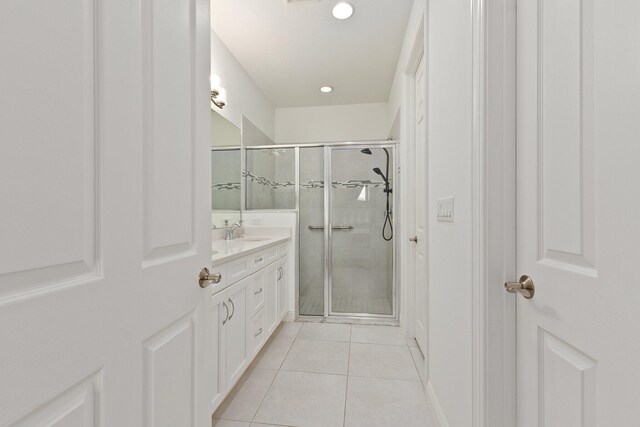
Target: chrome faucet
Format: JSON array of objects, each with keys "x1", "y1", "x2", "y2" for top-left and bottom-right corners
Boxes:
[{"x1": 225, "y1": 223, "x2": 242, "y2": 240}]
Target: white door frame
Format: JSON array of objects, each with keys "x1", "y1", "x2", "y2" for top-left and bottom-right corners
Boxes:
[
  {"x1": 400, "y1": 1, "x2": 517, "y2": 426},
  {"x1": 471, "y1": 0, "x2": 517, "y2": 426},
  {"x1": 399, "y1": 0, "x2": 428, "y2": 381}
]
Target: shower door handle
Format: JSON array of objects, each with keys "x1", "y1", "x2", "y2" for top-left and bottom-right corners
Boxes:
[{"x1": 308, "y1": 225, "x2": 354, "y2": 231}]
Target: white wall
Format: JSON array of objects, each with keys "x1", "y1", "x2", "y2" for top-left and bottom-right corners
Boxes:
[
  {"x1": 275, "y1": 103, "x2": 390, "y2": 144},
  {"x1": 211, "y1": 30, "x2": 275, "y2": 139},
  {"x1": 390, "y1": 1, "x2": 476, "y2": 426},
  {"x1": 426, "y1": 1, "x2": 474, "y2": 426}
]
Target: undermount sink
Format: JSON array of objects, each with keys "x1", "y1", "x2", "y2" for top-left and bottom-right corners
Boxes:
[{"x1": 239, "y1": 237, "x2": 270, "y2": 242}]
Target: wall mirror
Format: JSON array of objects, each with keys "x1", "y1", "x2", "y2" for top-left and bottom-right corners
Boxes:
[{"x1": 211, "y1": 110, "x2": 241, "y2": 228}]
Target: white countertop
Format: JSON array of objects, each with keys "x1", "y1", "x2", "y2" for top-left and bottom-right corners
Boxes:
[{"x1": 211, "y1": 228, "x2": 291, "y2": 267}]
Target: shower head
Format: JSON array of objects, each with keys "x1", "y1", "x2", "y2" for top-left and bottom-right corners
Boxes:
[
  {"x1": 360, "y1": 148, "x2": 372, "y2": 155},
  {"x1": 373, "y1": 167, "x2": 388, "y2": 183}
]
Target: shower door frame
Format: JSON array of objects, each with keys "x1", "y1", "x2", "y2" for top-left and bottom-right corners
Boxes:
[
  {"x1": 324, "y1": 144, "x2": 398, "y2": 320},
  {"x1": 244, "y1": 140, "x2": 399, "y2": 322}
]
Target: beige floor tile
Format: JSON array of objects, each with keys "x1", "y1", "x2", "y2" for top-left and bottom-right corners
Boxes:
[
  {"x1": 212, "y1": 420, "x2": 250, "y2": 427},
  {"x1": 351, "y1": 325, "x2": 407, "y2": 346},
  {"x1": 213, "y1": 368, "x2": 278, "y2": 422},
  {"x1": 253, "y1": 337, "x2": 294, "y2": 370},
  {"x1": 253, "y1": 371, "x2": 347, "y2": 427},
  {"x1": 281, "y1": 339, "x2": 349, "y2": 375},
  {"x1": 349, "y1": 343, "x2": 420, "y2": 381},
  {"x1": 409, "y1": 345, "x2": 426, "y2": 382},
  {"x1": 344, "y1": 376, "x2": 434, "y2": 427},
  {"x1": 275, "y1": 322, "x2": 303, "y2": 339},
  {"x1": 297, "y1": 323, "x2": 351, "y2": 342}
]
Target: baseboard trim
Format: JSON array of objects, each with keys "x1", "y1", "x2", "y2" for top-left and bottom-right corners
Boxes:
[
  {"x1": 426, "y1": 381, "x2": 449, "y2": 427},
  {"x1": 284, "y1": 310, "x2": 296, "y2": 322}
]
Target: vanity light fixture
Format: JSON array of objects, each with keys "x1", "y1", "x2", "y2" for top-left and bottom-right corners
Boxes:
[
  {"x1": 211, "y1": 74, "x2": 227, "y2": 109},
  {"x1": 320, "y1": 86, "x2": 334, "y2": 93},
  {"x1": 332, "y1": 2, "x2": 354, "y2": 20}
]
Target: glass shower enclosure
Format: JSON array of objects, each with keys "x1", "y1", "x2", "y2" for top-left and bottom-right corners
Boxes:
[
  {"x1": 245, "y1": 142, "x2": 397, "y2": 320},
  {"x1": 299, "y1": 144, "x2": 397, "y2": 319}
]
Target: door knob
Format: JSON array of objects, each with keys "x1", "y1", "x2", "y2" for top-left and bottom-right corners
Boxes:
[
  {"x1": 504, "y1": 275, "x2": 535, "y2": 299},
  {"x1": 409, "y1": 236, "x2": 418, "y2": 243},
  {"x1": 199, "y1": 267, "x2": 222, "y2": 288}
]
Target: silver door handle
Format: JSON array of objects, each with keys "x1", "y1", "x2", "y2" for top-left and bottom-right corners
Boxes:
[
  {"x1": 199, "y1": 268, "x2": 222, "y2": 288},
  {"x1": 228, "y1": 298, "x2": 235, "y2": 319},
  {"x1": 504, "y1": 275, "x2": 535, "y2": 299},
  {"x1": 222, "y1": 302, "x2": 229, "y2": 325},
  {"x1": 254, "y1": 328, "x2": 263, "y2": 337},
  {"x1": 255, "y1": 288, "x2": 263, "y2": 295},
  {"x1": 409, "y1": 236, "x2": 418, "y2": 243}
]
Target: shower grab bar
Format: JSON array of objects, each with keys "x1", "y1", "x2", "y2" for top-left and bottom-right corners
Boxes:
[{"x1": 308, "y1": 225, "x2": 354, "y2": 231}]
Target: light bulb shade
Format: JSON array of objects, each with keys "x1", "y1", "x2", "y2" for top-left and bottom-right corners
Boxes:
[{"x1": 332, "y1": 2, "x2": 354, "y2": 20}]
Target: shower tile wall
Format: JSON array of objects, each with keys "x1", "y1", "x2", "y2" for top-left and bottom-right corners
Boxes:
[
  {"x1": 246, "y1": 149, "x2": 275, "y2": 209},
  {"x1": 274, "y1": 150, "x2": 296, "y2": 208},
  {"x1": 245, "y1": 149, "x2": 295, "y2": 210}
]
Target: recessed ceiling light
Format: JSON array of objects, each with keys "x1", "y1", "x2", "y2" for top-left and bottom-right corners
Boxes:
[
  {"x1": 332, "y1": 2, "x2": 354, "y2": 20},
  {"x1": 320, "y1": 86, "x2": 334, "y2": 93}
]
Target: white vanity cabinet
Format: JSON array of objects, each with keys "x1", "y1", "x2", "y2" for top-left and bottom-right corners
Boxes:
[
  {"x1": 207, "y1": 242, "x2": 289, "y2": 415},
  {"x1": 209, "y1": 277, "x2": 250, "y2": 412},
  {"x1": 265, "y1": 263, "x2": 279, "y2": 335},
  {"x1": 277, "y1": 257, "x2": 288, "y2": 321}
]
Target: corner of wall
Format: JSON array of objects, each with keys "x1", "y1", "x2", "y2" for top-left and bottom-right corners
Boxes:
[{"x1": 211, "y1": 30, "x2": 275, "y2": 140}]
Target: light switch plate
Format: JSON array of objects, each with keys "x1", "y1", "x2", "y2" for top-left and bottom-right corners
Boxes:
[{"x1": 437, "y1": 196, "x2": 454, "y2": 222}]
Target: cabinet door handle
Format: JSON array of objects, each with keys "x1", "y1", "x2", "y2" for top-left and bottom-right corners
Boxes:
[
  {"x1": 228, "y1": 298, "x2": 235, "y2": 320},
  {"x1": 254, "y1": 288, "x2": 263, "y2": 295},
  {"x1": 222, "y1": 302, "x2": 229, "y2": 325},
  {"x1": 255, "y1": 257, "x2": 263, "y2": 263},
  {"x1": 254, "y1": 328, "x2": 263, "y2": 337}
]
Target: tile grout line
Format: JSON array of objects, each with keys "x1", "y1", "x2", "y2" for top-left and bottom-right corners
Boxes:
[
  {"x1": 249, "y1": 325, "x2": 298, "y2": 425},
  {"x1": 407, "y1": 341, "x2": 424, "y2": 383},
  {"x1": 342, "y1": 325, "x2": 352, "y2": 427}
]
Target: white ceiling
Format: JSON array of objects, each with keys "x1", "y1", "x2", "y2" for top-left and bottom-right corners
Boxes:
[{"x1": 211, "y1": 0, "x2": 414, "y2": 108}]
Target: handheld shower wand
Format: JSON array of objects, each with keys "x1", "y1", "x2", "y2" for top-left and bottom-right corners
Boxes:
[{"x1": 361, "y1": 148, "x2": 393, "y2": 241}]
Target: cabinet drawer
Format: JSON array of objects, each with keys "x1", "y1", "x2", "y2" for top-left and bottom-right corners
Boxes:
[
  {"x1": 208, "y1": 264, "x2": 228, "y2": 295},
  {"x1": 251, "y1": 251, "x2": 266, "y2": 271},
  {"x1": 277, "y1": 244, "x2": 288, "y2": 259},
  {"x1": 248, "y1": 271, "x2": 266, "y2": 317},
  {"x1": 248, "y1": 309, "x2": 265, "y2": 356},
  {"x1": 265, "y1": 246, "x2": 279, "y2": 264},
  {"x1": 227, "y1": 256, "x2": 251, "y2": 284}
]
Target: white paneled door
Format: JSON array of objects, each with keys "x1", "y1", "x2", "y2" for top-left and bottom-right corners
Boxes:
[
  {"x1": 0, "y1": 1, "x2": 211, "y2": 426},
  {"x1": 413, "y1": 54, "x2": 428, "y2": 357},
  {"x1": 516, "y1": 0, "x2": 640, "y2": 425}
]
